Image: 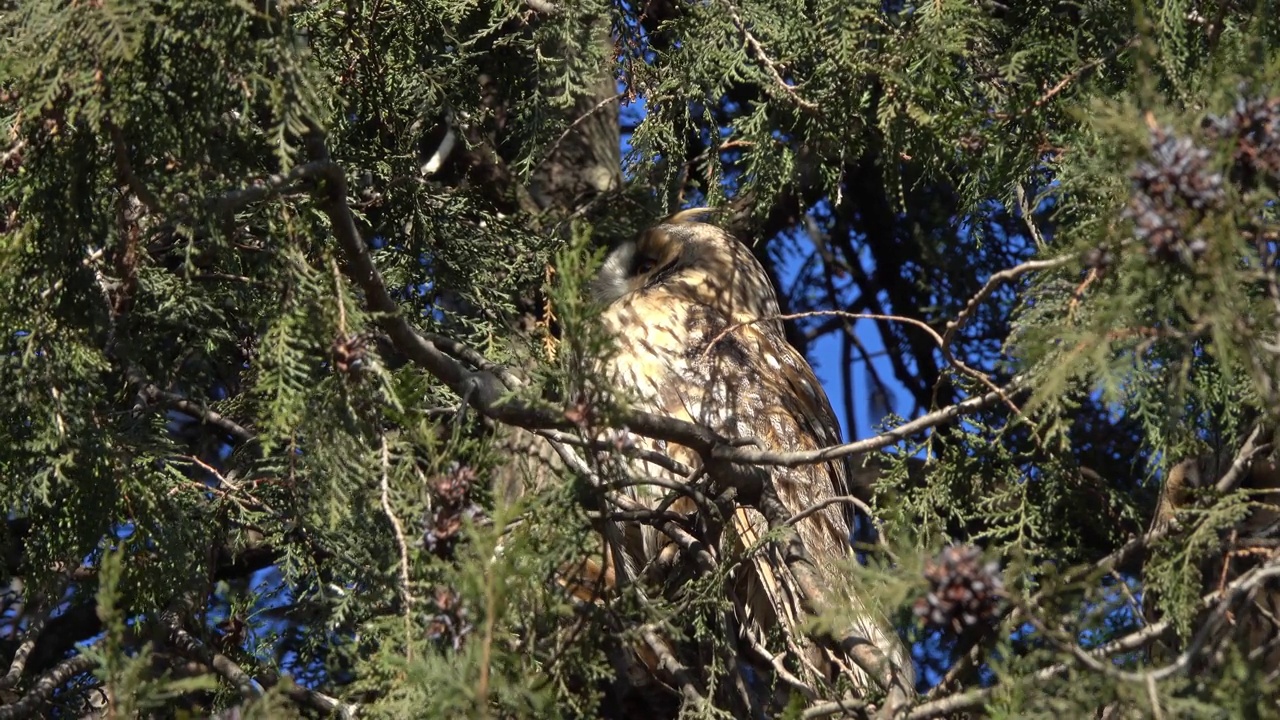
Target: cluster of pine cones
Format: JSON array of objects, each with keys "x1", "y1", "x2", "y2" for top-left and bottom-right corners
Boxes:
[
  {"x1": 1123, "y1": 93, "x2": 1280, "y2": 263},
  {"x1": 421, "y1": 462, "x2": 484, "y2": 557},
  {"x1": 419, "y1": 463, "x2": 484, "y2": 651}
]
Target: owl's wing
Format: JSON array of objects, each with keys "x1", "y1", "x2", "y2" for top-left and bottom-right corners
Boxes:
[{"x1": 706, "y1": 322, "x2": 913, "y2": 691}]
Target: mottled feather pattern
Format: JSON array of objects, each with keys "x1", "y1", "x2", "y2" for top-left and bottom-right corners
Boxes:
[{"x1": 592, "y1": 210, "x2": 913, "y2": 694}]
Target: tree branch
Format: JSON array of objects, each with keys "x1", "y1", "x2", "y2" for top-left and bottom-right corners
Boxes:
[
  {"x1": 294, "y1": 151, "x2": 726, "y2": 455},
  {"x1": 0, "y1": 653, "x2": 97, "y2": 720},
  {"x1": 0, "y1": 613, "x2": 46, "y2": 691},
  {"x1": 161, "y1": 605, "x2": 358, "y2": 718},
  {"x1": 712, "y1": 380, "x2": 1022, "y2": 471}
]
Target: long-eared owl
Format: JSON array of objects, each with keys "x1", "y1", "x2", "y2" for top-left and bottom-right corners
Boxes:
[{"x1": 591, "y1": 208, "x2": 914, "y2": 705}]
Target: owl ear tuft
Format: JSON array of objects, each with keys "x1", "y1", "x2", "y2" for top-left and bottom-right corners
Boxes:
[{"x1": 664, "y1": 207, "x2": 718, "y2": 226}]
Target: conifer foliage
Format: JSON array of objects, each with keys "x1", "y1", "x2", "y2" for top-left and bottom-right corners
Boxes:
[{"x1": 3, "y1": 0, "x2": 1280, "y2": 718}]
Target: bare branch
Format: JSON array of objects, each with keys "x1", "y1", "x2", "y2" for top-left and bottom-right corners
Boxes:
[
  {"x1": 161, "y1": 606, "x2": 359, "y2": 719},
  {"x1": 1029, "y1": 37, "x2": 1138, "y2": 111},
  {"x1": 0, "y1": 613, "x2": 46, "y2": 691},
  {"x1": 713, "y1": 380, "x2": 1020, "y2": 469},
  {"x1": 641, "y1": 624, "x2": 708, "y2": 708},
  {"x1": 134, "y1": 376, "x2": 255, "y2": 444},
  {"x1": 380, "y1": 435, "x2": 415, "y2": 660},
  {"x1": 161, "y1": 605, "x2": 260, "y2": 700},
  {"x1": 717, "y1": 0, "x2": 817, "y2": 111},
  {"x1": 707, "y1": 308, "x2": 1033, "y2": 430},
  {"x1": 1214, "y1": 423, "x2": 1271, "y2": 493},
  {"x1": 107, "y1": 122, "x2": 161, "y2": 213},
  {"x1": 0, "y1": 654, "x2": 97, "y2": 720},
  {"x1": 784, "y1": 494, "x2": 874, "y2": 529},
  {"x1": 800, "y1": 695, "x2": 869, "y2": 719},
  {"x1": 0, "y1": 140, "x2": 25, "y2": 169},
  {"x1": 215, "y1": 161, "x2": 330, "y2": 216},
  {"x1": 941, "y1": 256, "x2": 1072, "y2": 353},
  {"x1": 742, "y1": 625, "x2": 818, "y2": 701},
  {"x1": 535, "y1": 428, "x2": 694, "y2": 477}
]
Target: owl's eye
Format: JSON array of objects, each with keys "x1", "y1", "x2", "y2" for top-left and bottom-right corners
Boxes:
[{"x1": 635, "y1": 256, "x2": 659, "y2": 275}]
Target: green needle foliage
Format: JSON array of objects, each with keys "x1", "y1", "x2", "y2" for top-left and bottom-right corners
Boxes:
[{"x1": 5, "y1": 0, "x2": 1280, "y2": 718}]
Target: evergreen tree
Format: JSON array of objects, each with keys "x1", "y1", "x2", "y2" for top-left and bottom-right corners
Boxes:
[{"x1": 3, "y1": 0, "x2": 1280, "y2": 717}]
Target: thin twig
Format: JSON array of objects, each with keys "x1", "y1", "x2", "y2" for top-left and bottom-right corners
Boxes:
[
  {"x1": 545, "y1": 438, "x2": 717, "y2": 574},
  {"x1": 536, "y1": 428, "x2": 692, "y2": 476},
  {"x1": 706, "y1": 307, "x2": 1032, "y2": 427},
  {"x1": 742, "y1": 625, "x2": 818, "y2": 700},
  {"x1": 0, "y1": 139, "x2": 25, "y2": 169},
  {"x1": 1031, "y1": 37, "x2": 1139, "y2": 110},
  {"x1": 718, "y1": 0, "x2": 817, "y2": 111},
  {"x1": 331, "y1": 257, "x2": 349, "y2": 335},
  {"x1": 538, "y1": 92, "x2": 625, "y2": 172},
  {"x1": 936, "y1": 255, "x2": 1071, "y2": 416},
  {"x1": 39, "y1": 247, "x2": 106, "y2": 301},
  {"x1": 380, "y1": 435, "x2": 414, "y2": 660},
  {"x1": 711, "y1": 380, "x2": 1020, "y2": 469},
  {"x1": 1016, "y1": 183, "x2": 1048, "y2": 251},
  {"x1": 784, "y1": 494, "x2": 873, "y2": 528},
  {"x1": 941, "y1": 257, "x2": 1070, "y2": 353},
  {"x1": 705, "y1": 310, "x2": 943, "y2": 359},
  {"x1": 606, "y1": 474, "x2": 718, "y2": 521}
]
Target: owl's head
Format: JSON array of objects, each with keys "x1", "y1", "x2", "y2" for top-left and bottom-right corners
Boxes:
[{"x1": 592, "y1": 209, "x2": 782, "y2": 325}]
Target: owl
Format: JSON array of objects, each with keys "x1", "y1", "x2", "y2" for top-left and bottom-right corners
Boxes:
[{"x1": 590, "y1": 209, "x2": 914, "y2": 708}]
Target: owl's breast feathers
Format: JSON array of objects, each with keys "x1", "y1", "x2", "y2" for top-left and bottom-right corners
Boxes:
[{"x1": 601, "y1": 288, "x2": 853, "y2": 564}]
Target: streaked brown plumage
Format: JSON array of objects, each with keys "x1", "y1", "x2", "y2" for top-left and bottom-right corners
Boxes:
[{"x1": 591, "y1": 209, "x2": 914, "y2": 706}]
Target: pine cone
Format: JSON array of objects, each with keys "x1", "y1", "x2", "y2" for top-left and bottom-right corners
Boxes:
[
  {"x1": 425, "y1": 586, "x2": 474, "y2": 651},
  {"x1": 913, "y1": 544, "x2": 1004, "y2": 633},
  {"x1": 1122, "y1": 127, "x2": 1223, "y2": 262},
  {"x1": 421, "y1": 463, "x2": 485, "y2": 557},
  {"x1": 1204, "y1": 94, "x2": 1280, "y2": 189}
]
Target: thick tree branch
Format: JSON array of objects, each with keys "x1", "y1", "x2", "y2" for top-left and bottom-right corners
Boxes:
[
  {"x1": 0, "y1": 615, "x2": 44, "y2": 693},
  {"x1": 161, "y1": 605, "x2": 358, "y2": 718},
  {"x1": 0, "y1": 653, "x2": 97, "y2": 720},
  {"x1": 161, "y1": 604, "x2": 259, "y2": 699},
  {"x1": 293, "y1": 152, "x2": 727, "y2": 456}
]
